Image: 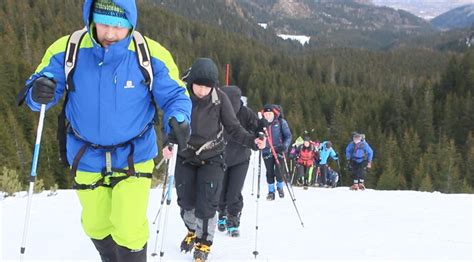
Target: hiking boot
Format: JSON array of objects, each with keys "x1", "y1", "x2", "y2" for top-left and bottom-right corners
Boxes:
[
  {"x1": 358, "y1": 183, "x2": 366, "y2": 190},
  {"x1": 180, "y1": 231, "x2": 196, "y2": 253},
  {"x1": 350, "y1": 183, "x2": 359, "y2": 191},
  {"x1": 303, "y1": 183, "x2": 308, "y2": 190},
  {"x1": 266, "y1": 192, "x2": 275, "y2": 201},
  {"x1": 277, "y1": 187, "x2": 284, "y2": 198},
  {"x1": 217, "y1": 217, "x2": 226, "y2": 232},
  {"x1": 193, "y1": 241, "x2": 211, "y2": 262}
]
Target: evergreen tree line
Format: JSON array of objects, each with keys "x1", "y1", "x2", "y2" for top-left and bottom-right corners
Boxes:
[{"x1": 0, "y1": 0, "x2": 472, "y2": 193}]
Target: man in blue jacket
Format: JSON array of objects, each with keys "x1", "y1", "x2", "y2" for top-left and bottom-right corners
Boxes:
[
  {"x1": 261, "y1": 104, "x2": 292, "y2": 200},
  {"x1": 16, "y1": 0, "x2": 191, "y2": 261},
  {"x1": 345, "y1": 133, "x2": 374, "y2": 190}
]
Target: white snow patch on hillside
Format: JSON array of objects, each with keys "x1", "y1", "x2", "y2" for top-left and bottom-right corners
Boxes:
[{"x1": 277, "y1": 34, "x2": 311, "y2": 45}]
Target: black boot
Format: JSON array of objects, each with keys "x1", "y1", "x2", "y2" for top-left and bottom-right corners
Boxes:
[
  {"x1": 226, "y1": 213, "x2": 241, "y2": 237},
  {"x1": 91, "y1": 235, "x2": 118, "y2": 262},
  {"x1": 266, "y1": 192, "x2": 275, "y2": 201},
  {"x1": 180, "y1": 230, "x2": 197, "y2": 253},
  {"x1": 277, "y1": 187, "x2": 285, "y2": 198},
  {"x1": 217, "y1": 212, "x2": 227, "y2": 232},
  {"x1": 115, "y1": 243, "x2": 147, "y2": 262}
]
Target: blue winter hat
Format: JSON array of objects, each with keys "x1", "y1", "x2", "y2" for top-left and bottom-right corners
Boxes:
[{"x1": 92, "y1": 0, "x2": 132, "y2": 29}]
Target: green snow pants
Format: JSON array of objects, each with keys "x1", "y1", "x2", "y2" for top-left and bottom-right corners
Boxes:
[{"x1": 75, "y1": 159, "x2": 154, "y2": 250}]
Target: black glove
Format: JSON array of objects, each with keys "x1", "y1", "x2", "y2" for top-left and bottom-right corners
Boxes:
[
  {"x1": 31, "y1": 77, "x2": 56, "y2": 104},
  {"x1": 168, "y1": 117, "x2": 190, "y2": 152},
  {"x1": 275, "y1": 144, "x2": 285, "y2": 153},
  {"x1": 257, "y1": 118, "x2": 270, "y2": 130}
]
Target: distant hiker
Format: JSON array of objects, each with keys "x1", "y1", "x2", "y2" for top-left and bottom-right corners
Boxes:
[
  {"x1": 345, "y1": 132, "x2": 374, "y2": 190},
  {"x1": 162, "y1": 58, "x2": 265, "y2": 261},
  {"x1": 291, "y1": 136, "x2": 319, "y2": 189},
  {"x1": 217, "y1": 85, "x2": 260, "y2": 237},
  {"x1": 261, "y1": 104, "x2": 292, "y2": 200},
  {"x1": 326, "y1": 166, "x2": 339, "y2": 188},
  {"x1": 317, "y1": 141, "x2": 338, "y2": 187},
  {"x1": 16, "y1": 0, "x2": 192, "y2": 261}
]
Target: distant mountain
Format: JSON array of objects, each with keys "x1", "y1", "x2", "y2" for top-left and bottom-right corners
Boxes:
[
  {"x1": 234, "y1": 0, "x2": 436, "y2": 49},
  {"x1": 152, "y1": 0, "x2": 441, "y2": 49},
  {"x1": 372, "y1": 0, "x2": 474, "y2": 20},
  {"x1": 431, "y1": 4, "x2": 474, "y2": 30}
]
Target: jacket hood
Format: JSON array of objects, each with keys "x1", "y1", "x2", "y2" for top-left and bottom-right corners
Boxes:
[
  {"x1": 220, "y1": 85, "x2": 242, "y2": 114},
  {"x1": 83, "y1": 0, "x2": 137, "y2": 29},
  {"x1": 186, "y1": 58, "x2": 219, "y2": 89}
]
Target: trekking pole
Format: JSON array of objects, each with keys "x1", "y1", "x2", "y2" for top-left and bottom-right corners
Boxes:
[
  {"x1": 252, "y1": 145, "x2": 263, "y2": 259},
  {"x1": 20, "y1": 104, "x2": 46, "y2": 261},
  {"x1": 251, "y1": 150, "x2": 256, "y2": 196},
  {"x1": 158, "y1": 143, "x2": 178, "y2": 259},
  {"x1": 152, "y1": 160, "x2": 170, "y2": 224},
  {"x1": 290, "y1": 163, "x2": 297, "y2": 185},
  {"x1": 263, "y1": 127, "x2": 304, "y2": 228},
  {"x1": 336, "y1": 159, "x2": 343, "y2": 187},
  {"x1": 151, "y1": 162, "x2": 170, "y2": 256},
  {"x1": 282, "y1": 153, "x2": 296, "y2": 198}
]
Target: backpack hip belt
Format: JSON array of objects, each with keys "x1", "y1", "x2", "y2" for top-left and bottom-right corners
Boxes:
[{"x1": 71, "y1": 122, "x2": 154, "y2": 190}]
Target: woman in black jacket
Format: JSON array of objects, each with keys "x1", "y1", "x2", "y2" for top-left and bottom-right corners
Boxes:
[{"x1": 163, "y1": 58, "x2": 265, "y2": 261}]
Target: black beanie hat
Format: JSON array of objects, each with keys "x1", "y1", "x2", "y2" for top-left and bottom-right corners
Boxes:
[{"x1": 187, "y1": 58, "x2": 219, "y2": 88}]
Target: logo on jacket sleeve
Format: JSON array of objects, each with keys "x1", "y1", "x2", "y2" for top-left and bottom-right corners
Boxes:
[{"x1": 124, "y1": 80, "x2": 135, "y2": 89}]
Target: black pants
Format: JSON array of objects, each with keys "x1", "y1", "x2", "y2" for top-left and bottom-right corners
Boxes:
[
  {"x1": 351, "y1": 160, "x2": 367, "y2": 184},
  {"x1": 264, "y1": 156, "x2": 284, "y2": 184},
  {"x1": 219, "y1": 160, "x2": 250, "y2": 219},
  {"x1": 319, "y1": 164, "x2": 328, "y2": 185},
  {"x1": 175, "y1": 155, "x2": 225, "y2": 219},
  {"x1": 295, "y1": 164, "x2": 312, "y2": 185}
]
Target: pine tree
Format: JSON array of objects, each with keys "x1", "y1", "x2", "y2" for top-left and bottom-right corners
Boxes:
[
  {"x1": 377, "y1": 158, "x2": 398, "y2": 190},
  {"x1": 419, "y1": 173, "x2": 434, "y2": 192},
  {"x1": 1, "y1": 166, "x2": 23, "y2": 197}
]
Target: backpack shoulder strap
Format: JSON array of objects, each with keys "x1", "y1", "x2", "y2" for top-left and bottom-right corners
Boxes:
[
  {"x1": 132, "y1": 30, "x2": 154, "y2": 91},
  {"x1": 64, "y1": 27, "x2": 88, "y2": 92},
  {"x1": 211, "y1": 88, "x2": 220, "y2": 105}
]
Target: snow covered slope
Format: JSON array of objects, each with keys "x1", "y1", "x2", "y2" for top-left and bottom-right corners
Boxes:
[{"x1": 1, "y1": 154, "x2": 473, "y2": 261}]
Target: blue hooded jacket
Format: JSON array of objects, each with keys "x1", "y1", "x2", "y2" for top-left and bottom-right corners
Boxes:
[
  {"x1": 318, "y1": 141, "x2": 338, "y2": 165},
  {"x1": 24, "y1": 0, "x2": 191, "y2": 172},
  {"x1": 262, "y1": 114, "x2": 292, "y2": 158}
]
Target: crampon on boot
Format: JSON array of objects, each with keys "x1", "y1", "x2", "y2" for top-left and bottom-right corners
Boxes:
[
  {"x1": 350, "y1": 183, "x2": 359, "y2": 190},
  {"x1": 217, "y1": 216, "x2": 226, "y2": 232},
  {"x1": 227, "y1": 227, "x2": 240, "y2": 237},
  {"x1": 180, "y1": 231, "x2": 196, "y2": 253},
  {"x1": 193, "y1": 241, "x2": 211, "y2": 262}
]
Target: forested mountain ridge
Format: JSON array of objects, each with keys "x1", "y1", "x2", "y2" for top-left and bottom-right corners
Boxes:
[
  {"x1": 432, "y1": 4, "x2": 474, "y2": 31},
  {"x1": 0, "y1": 0, "x2": 472, "y2": 194}
]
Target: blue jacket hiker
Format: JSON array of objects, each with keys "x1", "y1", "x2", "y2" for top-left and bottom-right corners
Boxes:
[
  {"x1": 16, "y1": 0, "x2": 192, "y2": 261},
  {"x1": 261, "y1": 104, "x2": 292, "y2": 200},
  {"x1": 345, "y1": 133, "x2": 374, "y2": 190},
  {"x1": 317, "y1": 141, "x2": 338, "y2": 187}
]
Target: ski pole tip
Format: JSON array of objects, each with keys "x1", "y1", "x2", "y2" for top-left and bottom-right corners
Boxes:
[{"x1": 252, "y1": 250, "x2": 259, "y2": 259}]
